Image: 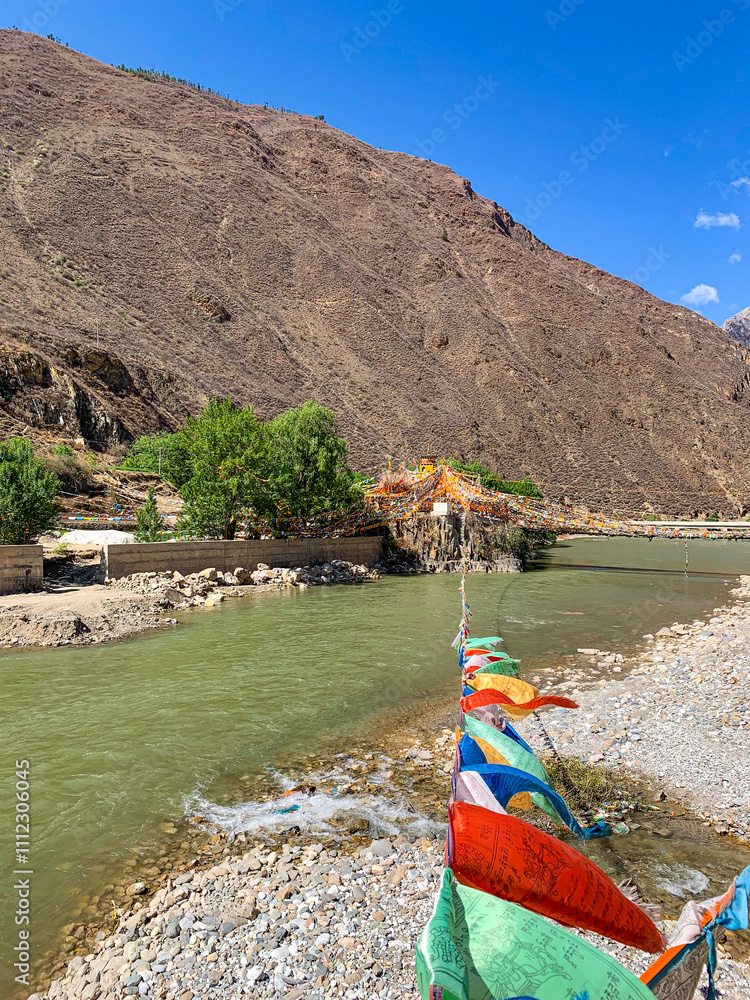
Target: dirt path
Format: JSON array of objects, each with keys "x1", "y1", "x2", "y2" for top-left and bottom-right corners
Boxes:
[{"x1": 0, "y1": 580, "x2": 173, "y2": 648}]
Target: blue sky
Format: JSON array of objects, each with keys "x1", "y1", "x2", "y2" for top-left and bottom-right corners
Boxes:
[{"x1": 5, "y1": 0, "x2": 750, "y2": 325}]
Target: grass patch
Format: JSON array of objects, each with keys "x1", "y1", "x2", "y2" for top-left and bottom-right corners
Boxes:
[{"x1": 543, "y1": 754, "x2": 625, "y2": 812}]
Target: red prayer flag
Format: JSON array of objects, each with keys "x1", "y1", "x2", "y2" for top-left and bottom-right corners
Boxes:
[{"x1": 449, "y1": 802, "x2": 665, "y2": 954}]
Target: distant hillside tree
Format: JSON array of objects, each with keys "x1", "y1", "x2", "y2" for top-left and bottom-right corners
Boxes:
[
  {"x1": 177, "y1": 399, "x2": 268, "y2": 539},
  {"x1": 442, "y1": 457, "x2": 542, "y2": 498},
  {"x1": 0, "y1": 438, "x2": 61, "y2": 544},
  {"x1": 120, "y1": 431, "x2": 193, "y2": 487},
  {"x1": 135, "y1": 488, "x2": 164, "y2": 542}
]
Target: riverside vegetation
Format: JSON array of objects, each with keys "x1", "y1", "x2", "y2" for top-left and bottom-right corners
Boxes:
[{"x1": 121, "y1": 399, "x2": 363, "y2": 540}]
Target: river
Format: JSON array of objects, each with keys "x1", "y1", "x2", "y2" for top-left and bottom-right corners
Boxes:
[{"x1": 1, "y1": 536, "x2": 750, "y2": 995}]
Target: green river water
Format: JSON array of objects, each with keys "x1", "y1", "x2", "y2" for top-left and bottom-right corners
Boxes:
[{"x1": 2, "y1": 536, "x2": 750, "y2": 994}]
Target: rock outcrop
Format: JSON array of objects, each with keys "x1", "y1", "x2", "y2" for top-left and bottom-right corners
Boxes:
[
  {"x1": 723, "y1": 306, "x2": 750, "y2": 350},
  {"x1": 382, "y1": 514, "x2": 542, "y2": 573}
]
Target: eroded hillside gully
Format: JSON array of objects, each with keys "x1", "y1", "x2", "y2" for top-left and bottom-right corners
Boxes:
[{"x1": 5, "y1": 538, "x2": 750, "y2": 1000}]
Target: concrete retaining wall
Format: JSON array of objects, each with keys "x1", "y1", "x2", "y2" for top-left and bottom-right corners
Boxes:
[
  {"x1": 0, "y1": 545, "x2": 43, "y2": 594},
  {"x1": 101, "y1": 536, "x2": 382, "y2": 581}
]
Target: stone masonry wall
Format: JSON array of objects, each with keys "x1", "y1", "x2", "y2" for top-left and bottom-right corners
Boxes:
[
  {"x1": 0, "y1": 544, "x2": 43, "y2": 594},
  {"x1": 100, "y1": 536, "x2": 382, "y2": 581}
]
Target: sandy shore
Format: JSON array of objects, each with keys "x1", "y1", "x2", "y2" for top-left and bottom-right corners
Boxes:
[{"x1": 0, "y1": 582, "x2": 177, "y2": 648}]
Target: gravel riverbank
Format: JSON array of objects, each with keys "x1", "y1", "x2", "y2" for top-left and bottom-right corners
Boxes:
[
  {"x1": 30, "y1": 726, "x2": 750, "y2": 1000},
  {"x1": 529, "y1": 575, "x2": 750, "y2": 844},
  {"x1": 30, "y1": 805, "x2": 750, "y2": 1000}
]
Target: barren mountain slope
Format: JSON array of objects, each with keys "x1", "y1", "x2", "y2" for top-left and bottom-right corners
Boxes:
[{"x1": 2, "y1": 31, "x2": 750, "y2": 514}]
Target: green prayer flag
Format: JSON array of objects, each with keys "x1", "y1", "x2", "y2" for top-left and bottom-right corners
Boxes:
[
  {"x1": 471, "y1": 658, "x2": 521, "y2": 677},
  {"x1": 416, "y1": 869, "x2": 658, "y2": 1000}
]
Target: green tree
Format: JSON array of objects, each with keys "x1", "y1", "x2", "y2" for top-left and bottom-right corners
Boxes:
[
  {"x1": 0, "y1": 438, "x2": 61, "y2": 544},
  {"x1": 265, "y1": 401, "x2": 360, "y2": 518},
  {"x1": 120, "y1": 431, "x2": 193, "y2": 487},
  {"x1": 177, "y1": 399, "x2": 267, "y2": 539},
  {"x1": 134, "y1": 487, "x2": 164, "y2": 542}
]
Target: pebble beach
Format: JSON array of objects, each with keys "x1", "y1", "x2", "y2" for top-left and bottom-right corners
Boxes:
[{"x1": 533, "y1": 575, "x2": 750, "y2": 843}]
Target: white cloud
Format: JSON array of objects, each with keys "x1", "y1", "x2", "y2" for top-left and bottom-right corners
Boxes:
[
  {"x1": 681, "y1": 283, "x2": 720, "y2": 306},
  {"x1": 694, "y1": 211, "x2": 741, "y2": 230},
  {"x1": 731, "y1": 177, "x2": 750, "y2": 191},
  {"x1": 729, "y1": 250, "x2": 742, "y2": 264}
]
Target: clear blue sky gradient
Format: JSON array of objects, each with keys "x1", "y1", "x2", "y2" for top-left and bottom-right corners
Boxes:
[{"x1": 5, "y1": 0, "x2": 750, "y2": 325}]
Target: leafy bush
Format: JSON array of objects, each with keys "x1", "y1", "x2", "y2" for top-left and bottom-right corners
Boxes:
[
  {"x1": 177, "y1": 399, "x2": 268, "y2": 540},
  {"x1": 0, "y1": 438, "x2": 61, "y2": 544},
  {"x1": 123, "y1": 400, "x2": 361, "y2": 539},
  {"x1": 175, "y1": 399, "x2": 361, "y2": 538},
  {"x1": 120, "y1": 432, "x2": 193, "y2": 487},
  {"x1": 264, "y1": 401, "x2": 361, "y2": 518},
  {"x1": 52, "y1": 443, "x2": 75, "y2": 456}
]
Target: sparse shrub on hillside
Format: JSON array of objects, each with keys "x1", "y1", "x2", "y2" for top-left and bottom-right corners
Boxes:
[
  {"x1": 0, "y1": 438, "x2": 60, "y2": 544},
  {"x1": 44, "y1": 450, "x2": 93, "y2": 493},
  {"x1": 113, "y1": 64, "x2": 236, "y2": 103},
  {"x1": 52, "y1": 443, "x2": 75, "y2": 456}
]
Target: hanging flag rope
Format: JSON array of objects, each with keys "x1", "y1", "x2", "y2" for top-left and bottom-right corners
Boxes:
[{"x1": 415, "y1": 503, "x2": 750, "y2": 1000}]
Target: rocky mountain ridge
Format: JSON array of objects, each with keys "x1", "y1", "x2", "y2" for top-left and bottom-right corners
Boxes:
[
  {"x1": 723, "y1": 307, "x2": 750, "y2": 351},
  {"x1": 2, "y1": 31, "x2": 750, "y2": 514}
]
